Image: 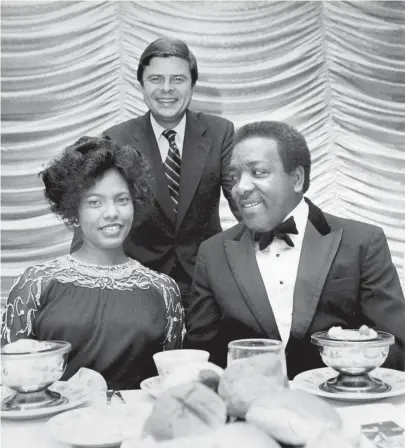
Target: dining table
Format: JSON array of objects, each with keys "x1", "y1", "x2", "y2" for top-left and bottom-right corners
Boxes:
[{"x1": 2, "y1": 386, "x2": 405, "y2": 448}]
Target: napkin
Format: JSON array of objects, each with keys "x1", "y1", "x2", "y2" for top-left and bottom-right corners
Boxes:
[
  {"x1": 67, "y1": 367, "x2": 108, "y2": 405},
  {"x1": 68, "y1": 368, "x2": 107, "y2": 393}
]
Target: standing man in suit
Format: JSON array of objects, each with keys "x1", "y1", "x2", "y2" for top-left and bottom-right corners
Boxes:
[
  {"x1": 184, "y1": 121, "x2": 405, "y2": 378},
  {"x1": 71, "y1": 38, "x2": 239, "y2": 311}
]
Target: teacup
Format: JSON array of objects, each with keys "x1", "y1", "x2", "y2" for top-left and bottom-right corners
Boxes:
[{"x1": 153, "y1": 349, "x2": 209, "y2": 378}]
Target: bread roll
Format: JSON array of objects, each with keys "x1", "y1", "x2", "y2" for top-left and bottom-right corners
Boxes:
[
  {"x1": 218, "y1": 354, "x2": 286, "y2": 418},
  {"x1": 246, "y1": 389, "x2": 342, "y2": 446},
  {"x1": 198, "y1": 368, "x2": 221, "y2": 392},
  {"x1": 143, "y1": 382, "x2": 227, "y2": 441},
  {"x1": 161, "y1": 361, "x2": 223, "y2": 392}
]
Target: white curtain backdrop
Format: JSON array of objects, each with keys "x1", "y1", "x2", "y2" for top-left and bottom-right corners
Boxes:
[{"x1": 2, "y1": 1, "x2": 405, "y2": 304}]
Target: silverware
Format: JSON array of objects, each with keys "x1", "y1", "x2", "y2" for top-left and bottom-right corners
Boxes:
[
  {"x1": 106, "y1": 389, "x2": 114, "y2": 404},
  {"x1": 106, "y1": 390, "x2": 126, "y2": 404},
  {"x1": 114, "y1": 390, "x2": 126, "y2": 404}
]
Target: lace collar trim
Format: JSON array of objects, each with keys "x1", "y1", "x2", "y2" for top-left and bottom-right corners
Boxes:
[{"x1": 65, "y1": 254, "x2": 139, "y2": 271}]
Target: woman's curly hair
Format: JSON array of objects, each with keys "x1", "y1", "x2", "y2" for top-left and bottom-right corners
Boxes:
[{"x1": 40, "y1": 136, "x2": 155, "y2": 227}]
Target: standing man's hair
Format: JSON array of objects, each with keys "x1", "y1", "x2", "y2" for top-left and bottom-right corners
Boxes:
[
  {"x1": 235, "y1": 121, "x2": 312, "y2": 193},
  {"x1": 137, "y1": 37, "x2": 198, "y2": 87}
]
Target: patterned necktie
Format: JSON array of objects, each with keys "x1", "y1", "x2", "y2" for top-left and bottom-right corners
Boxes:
[
  {"x1": 255, "y1": 216, "x2": 298, "y2": 250},
  {"x1": 162, "y1": 129, "x2": 181, "y2": 213}
]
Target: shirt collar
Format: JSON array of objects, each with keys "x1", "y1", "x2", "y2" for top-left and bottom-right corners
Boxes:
[
  {"x1": 150, "y1": 113, "x2": 187, "y2": 144},
  {"x1": 251, "y1": 197, "x2": 309, "y2": 244}
]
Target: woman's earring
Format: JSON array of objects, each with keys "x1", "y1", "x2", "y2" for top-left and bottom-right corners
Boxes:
[{"x1": 73, "y1": 219, "x2": 80, "y2": 228}]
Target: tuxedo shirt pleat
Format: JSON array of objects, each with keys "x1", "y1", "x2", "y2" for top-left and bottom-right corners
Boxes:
[{"x1": 255, "y1": 199, "x2": 309, "y2": 345}]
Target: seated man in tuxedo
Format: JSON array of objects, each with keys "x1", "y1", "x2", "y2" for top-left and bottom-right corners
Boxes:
[
  {"x1": 184, "y1": 121, "x2": 405, "y2": 378},
  {"x1": 71, "y1": 37, "x2": 239, "y2": 311}
]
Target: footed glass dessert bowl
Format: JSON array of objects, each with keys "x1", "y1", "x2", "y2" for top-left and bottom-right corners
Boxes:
[
  {"x1": 311, "y1": 327, "x2": 394, "y2": 394},
  {"x1": 1, "y1": 339, "x2": 71, "y2": 411}
]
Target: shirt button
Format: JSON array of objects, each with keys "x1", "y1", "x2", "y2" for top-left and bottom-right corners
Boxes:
[
  {"x1": 276, "y1": 254, "x2": 280, "y2": 257},
  {"x1": 280, "y1": 281, "x2": 284, "y2": 285}
]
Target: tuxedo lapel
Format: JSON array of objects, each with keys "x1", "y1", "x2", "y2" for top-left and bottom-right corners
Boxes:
[
  {"x1": 176, "y1": 111, "x2": 211, "y2": 232},
  {"x1": 224, "y1": 228, "x2": 281, "y2": 339},
  {"x1": 290, "y1": 217, "x2": 343, "y2": 341},
  {"x1": 131, "y1": 113, "x2": 176, "y2": 223}
]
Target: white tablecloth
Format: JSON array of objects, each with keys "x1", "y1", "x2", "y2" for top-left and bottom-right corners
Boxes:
[{"x1": 2, "y1": 390, "x2": 405, "y2": 448}]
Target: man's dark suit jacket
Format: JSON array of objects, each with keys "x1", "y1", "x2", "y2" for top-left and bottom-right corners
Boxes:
[
  {"x1": 71, "y1": 110, "x2": 238, "y2": 286},
  {"x1": 184, "y1": 199, "x2": 405, "y2": 379}
]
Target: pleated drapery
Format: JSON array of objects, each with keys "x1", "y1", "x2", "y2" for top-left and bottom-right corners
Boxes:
[{"x1": 2, "y1": 1, "x2": 405, "y2": 304}]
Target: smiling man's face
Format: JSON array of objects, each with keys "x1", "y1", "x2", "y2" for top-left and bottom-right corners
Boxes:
[
  {"x1": 230, "y1": 136, "x2": 302, "y2": 232},
  {"x1": 141, "y1": 56, "x2": 194, "y2": 129}
]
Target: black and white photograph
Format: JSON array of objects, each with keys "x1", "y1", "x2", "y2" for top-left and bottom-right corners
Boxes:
[{"x1": 1, "y1": 1, "x2": 405, "y2": 446}]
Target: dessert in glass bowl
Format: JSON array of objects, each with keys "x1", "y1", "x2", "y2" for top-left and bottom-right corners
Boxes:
[
  {"x1": 311, "y1": 325, "x2": 394, "y2": 394},
  {"x1": 1, "y1": 339, "x2": 71, "y2": 411},
  {"x1": 327, "y1": 325, "x2": 378, "y2": 340}
]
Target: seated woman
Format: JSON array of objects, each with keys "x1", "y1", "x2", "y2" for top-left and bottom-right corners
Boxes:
[{"x1": 1, "y1": 136, "x2": 184, "y2": 389}]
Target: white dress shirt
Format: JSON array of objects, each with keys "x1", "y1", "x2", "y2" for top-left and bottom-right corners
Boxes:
[
  {"x1": 150, "y1": 113, "x2": 186, "y2": 161},
  {"x1": 255, "y1": 198, "x2": 309, "y2": 345}
]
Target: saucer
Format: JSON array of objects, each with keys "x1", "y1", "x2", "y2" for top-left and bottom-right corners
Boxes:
[
  {"x1": 140, "y1": 376, "x2": 162, "y2": 398},
  {"x1": 293, "y1": 367, "x2": 405, "y2": 402},
  {"x1": 48, "y1": 405, "x2": 143, "y2": 447},
  {"x1": 1, "y1": 381, "x2": 89, "y2": 420}
]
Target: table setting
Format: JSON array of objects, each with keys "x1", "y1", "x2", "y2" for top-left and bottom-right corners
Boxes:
[{"x1": 2, "y1": 326, "x2": 405, "y2": 448}]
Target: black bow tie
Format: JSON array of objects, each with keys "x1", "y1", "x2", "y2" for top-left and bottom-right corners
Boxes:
[{"x1": 255, "y1": 216, "x2": 298, "y2": 250}]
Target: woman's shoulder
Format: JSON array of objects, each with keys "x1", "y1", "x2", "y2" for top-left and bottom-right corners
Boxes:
[
  {"x1": 8, "y1": 257, "x2": 70, "y2": 298},
  {"x1": 15, "y1": 257, "x2": 68, "y2": 281}
]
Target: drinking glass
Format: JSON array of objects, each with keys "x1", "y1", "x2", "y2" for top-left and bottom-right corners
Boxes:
[{"x1": 227, "y1": 338, "x2": 287, "y2": 384}]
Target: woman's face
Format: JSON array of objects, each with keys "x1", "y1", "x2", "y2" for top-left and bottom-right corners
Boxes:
[{"x1": 77, "y1": 168, "x2": 134, "y2": 252}]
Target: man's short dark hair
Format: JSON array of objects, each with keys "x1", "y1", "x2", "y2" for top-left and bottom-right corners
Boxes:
[
  {"x1": 137, "y1": 37, "x2": 198, "y2": 87},
  {"x1": 235, "y1": 121, "x2": 311, "y2": 193}
]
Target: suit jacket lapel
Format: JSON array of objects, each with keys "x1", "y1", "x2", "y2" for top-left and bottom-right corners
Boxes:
[
  {"x1": 290, "y1": 218, "x2": 343, "y2": 341},
  {"x1": 132, "y1": 112, "x2": 176, "y2": 223},
  {"x1": 224, "y1": 227, "x2": 281, "y2": 339},
  {"x1": 176, "y1": 111, "x2": 211, "y2": 232}
]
